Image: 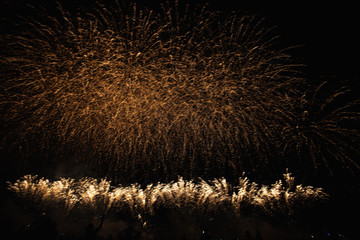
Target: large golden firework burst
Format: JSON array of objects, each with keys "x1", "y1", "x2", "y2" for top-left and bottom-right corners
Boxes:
[{"x1": 1, "y1": 1, "x2": 358, "y2": 180}]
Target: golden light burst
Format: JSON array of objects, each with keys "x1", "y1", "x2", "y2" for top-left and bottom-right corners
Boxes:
[
  {"x1": 1, "y1": 0, "x2": 359, "y2": 179},
  {"x1": 8, "y1": 173, "x2": 328, "y2": 220}
]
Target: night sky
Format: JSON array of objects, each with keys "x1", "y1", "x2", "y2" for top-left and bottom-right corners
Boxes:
[
  {"x1": 1, "y1": 0, "x2": 359, "y2": 175},
  {"x1": 1, "y1": 0, "x2": 359, "y2": 181},
  {"x1": 1, "y1": 0, "x2": 360, "y2": 239}
]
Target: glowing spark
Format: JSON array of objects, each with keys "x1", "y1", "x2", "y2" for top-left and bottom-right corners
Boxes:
[
  {"x1": 8, "y1": 173, "x2": 328, "y2": 220},
  {"x1": 0, "y1": 0, "x2": 302, "y2": 179},
  {"x1": 1, "y1": 0, "x2": 358, "y2": 179}
]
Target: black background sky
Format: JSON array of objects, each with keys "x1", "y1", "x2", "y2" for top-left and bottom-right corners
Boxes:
[
  {"x1": 1, "y1": 1, "x2": 359, "y2": 237},
  {"x1": 1, "y1": 0, "x2": 359, "y2": 84}
]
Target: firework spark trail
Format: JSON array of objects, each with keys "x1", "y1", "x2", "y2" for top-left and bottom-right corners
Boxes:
[
  {"x1": 0, "y1": 1, "x2": 302, "y2": 179},
  {"x1": 280, "y1": 81, "x2": 360, "y2": 173},
  {"x1": 7, "y1": 173, "x2": 328, "y2": 222},
  {"x1": 1, "y1": 1, "x2": 359, "y2": 179}
]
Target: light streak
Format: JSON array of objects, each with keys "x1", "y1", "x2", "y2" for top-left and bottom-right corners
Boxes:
[
  {"x1": 8, "y1": 173, "x2": 328, "y2": 220},
  {"x1": 0, "y1": 0, "x2": 358, "y2": 179},
  {"x1": 0, "y1": 1, "x2": 301, "y2": 179}
]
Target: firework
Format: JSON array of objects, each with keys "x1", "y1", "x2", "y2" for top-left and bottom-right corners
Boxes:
[
  {"x1": 7, "y1": 173, "x2": 328, "y2": 222},
  {"x1": 0, "y1": 0, "x2": 302, "y2": 179},
  {"x1": 1, "y1": 1, "x2": 359, "y2": 179},
  {"x1": 280, "y1": 81, "x2": 360, "y2": 174}
]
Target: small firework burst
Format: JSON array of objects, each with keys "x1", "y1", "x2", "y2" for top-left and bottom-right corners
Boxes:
[{"x1": 280, "y1": 81, "x2": 360, "y2": 174}]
